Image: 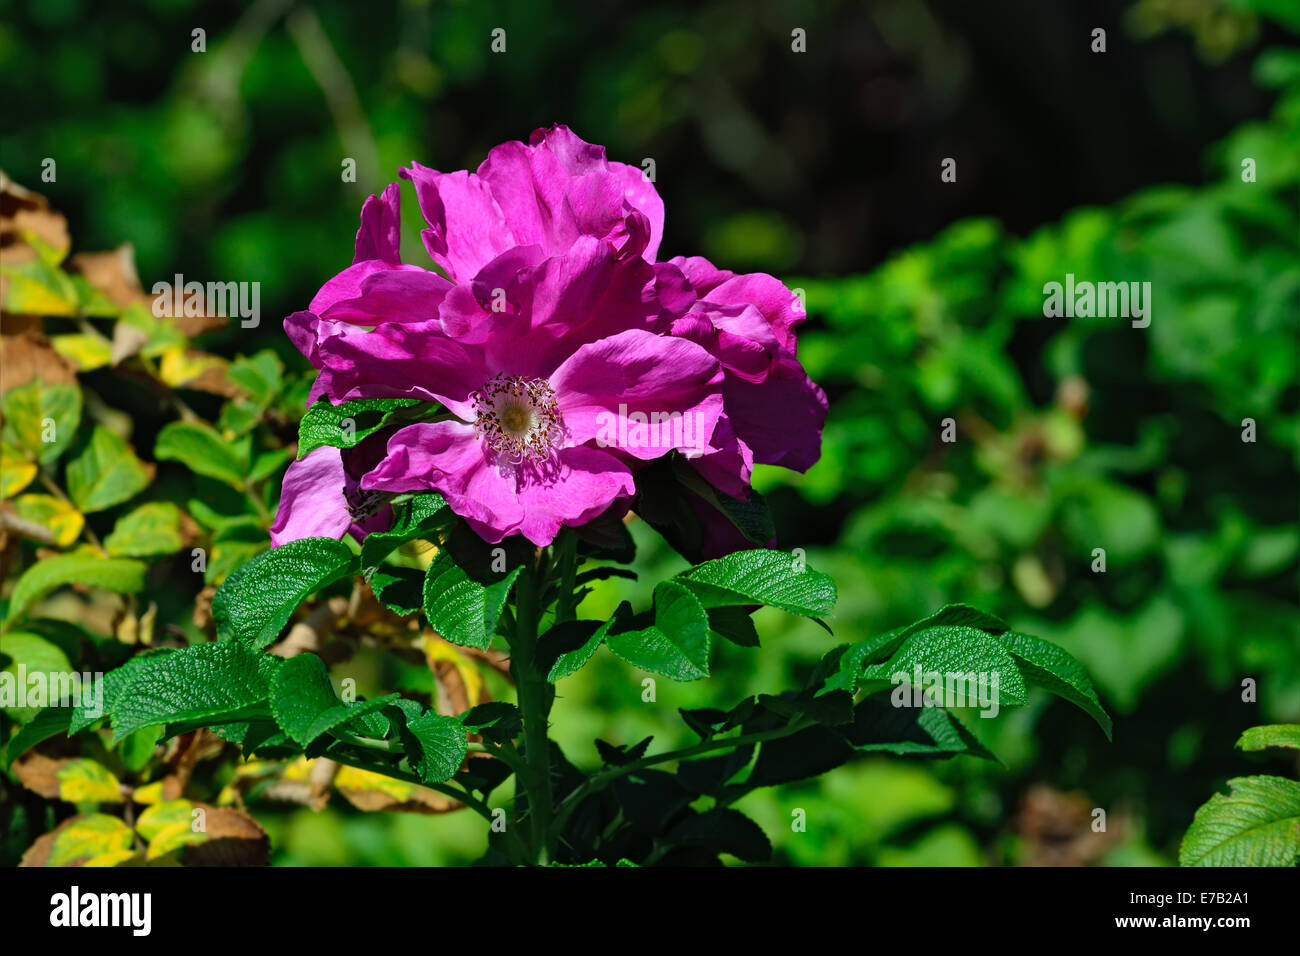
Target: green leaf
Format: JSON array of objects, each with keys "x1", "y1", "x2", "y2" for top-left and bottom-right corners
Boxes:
[
  {"x1": 0, "y1": 632, "x2": 75, "y2": 720},
  {"x1": 70, "y1": 648, "x2": 173, "y2": 733},
  {"x1": 211, "y1": 537, "x2": 357, "y2": 648},
  {"x1": 421, "y1": 550, "x2": 521, "y2": 650},
  {"x1": 227, "y1": 350, "x2": 284, "y2": 407},
  {"x1": 298, "y1": 396, "x2": 424, "y2": 459},
  {"x1": 270, "y1": 653, "x2": 397, "y2": 746},
  {"x1": 104, "y1": 502, "x2": 184, "y2": 557},
  {"x1": 677, "y1": 549, "x2": 836, "y2": 617},
  {"x1": 667, "y1": 808, "x2": 772, "y2": 863},
  {"x1": 360, "y1": 493, "x2": 451, "y2": 570},
  {"x1": 154, "y1": 420, "x2": 250, "y2": 488},
  {"x1": 65, "y1": 426, "x2": 151, "y2": 512},
  {"x1": 605, "y1": 580, "x2": 711, "y2": 681},
  {"x1": 996, "y1": 631, "x2": 1111, "y2": 738},
  {"x1": 370, "y1": 566, "x2": 423, "y2": 616},
  {"x1": 7, "y1": 555, "x2": 146, "y2": 623},
  {"x1": 110, "y1": 642, "x2": 279, "y2": 741},
  {"x1": 538, "y1": 606, "x2": 629, "y2": 681},
  {"x1": 1237, "y1": 724, "x2": 1300, "y2": 752},
  {"x1": 1, "y1": 379, "x2": 82, "y2": 464},
  {"x1": 841, "y1": 698, "x2": 995, "y2": 759},
  {"x1": 1179, "y1": 776, "x2": 1300, "y2": 866},
  {"x1": 461, "y1": 702, "x2": 522, "y2": 744},
  {"x1": 747, "y1": 726, "x2": 852, "y2": 786},
  {"x1": 859, "y1": 625, "x2": 1030, "y2": 709},
  {"x1": 1, "y1": 706, "x2": 70, "y2": 766},
  {"x1": 708, "y1": 606, "x2": 760, "y2": 647},
  {"x1": 399, "y1": 711, "x2": 468, "y2": 784}
]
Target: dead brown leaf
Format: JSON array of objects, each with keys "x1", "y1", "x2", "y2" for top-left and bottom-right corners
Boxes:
[
  {"x1": 182, "y1": 804, "x2": 269, "y2": 866},
  {"x1": 0, "y1": 328, "x2": 77, "y2": 392}
]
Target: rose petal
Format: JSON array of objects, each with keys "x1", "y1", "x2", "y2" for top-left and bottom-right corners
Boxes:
[{"x1": 550, "y1": 328, "x2": 723, "y2": 459}]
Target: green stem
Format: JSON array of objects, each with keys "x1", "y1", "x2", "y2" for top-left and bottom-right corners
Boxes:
[
  {"x1": 554, "y1": 528, "x2": 579, "y2": 624},
  {"x1": 510, "y1": 557, "x2": 554, "y2": 865}
]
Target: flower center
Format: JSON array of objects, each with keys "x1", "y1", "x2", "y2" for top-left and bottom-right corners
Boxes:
[{"x1": 471, "y1": 372, "x2": 562, "y2": 463}]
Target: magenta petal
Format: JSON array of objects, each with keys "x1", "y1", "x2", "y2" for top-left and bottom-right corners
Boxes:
[
  {"x1": 354, "y1": 181, "x2": 402, "y2": 265},
  {"x1": 611, "y1": 165, "x2": 664, "y2": 262},
  {"x1": 270, "y1": 447, "x2": 353, "y2": 546},
  {"x1": 316, "y1": 321, "x2": 488, "y2": 417},
  {"x1": 497, "y1": 238, "x2": 659, "y2": 378},
  {"x1": 402, "y1": 163, "x2": 512, "y2": 282},
  {"x1": 707, "y1": 303, "x2": 782, "y2": 383},
  {"x1": 309, "y1": 260, "x2": 394, "y2": 315},
  {"x1": 689, "y1": 414, "x2": 755, "y2": 500},
  {"x1": 319, "y1": 266, "x2": 454, "y2": 325},
  {"x1": 362, "y1": 422, "x2": 524, "y2": 538},
  {"x1": 724, "y1": 353, "x2": 828, "y2": 472},
  {"x1": 700, "y1": 271, "x2": 806, "y2": 354},
  {"x1": 512, "y1": 445, "x2": 636, "y2": 546},
  {"x1": 668, "y1": 255, "x2": 733, "y2": 297},
  {"x1": 550, "y1": 329, "x2": 724, "y2": 459}
]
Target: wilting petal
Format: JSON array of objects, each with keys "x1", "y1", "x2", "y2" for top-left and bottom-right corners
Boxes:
[
  {"x1": 550, "y1": 328, "x2": 723, "y2": 459},
  {"x1": 270, "y1": 447, "x2": 353, "y2": 546}
]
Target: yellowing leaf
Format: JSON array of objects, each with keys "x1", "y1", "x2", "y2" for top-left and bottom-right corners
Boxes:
[
  {"x1": 132, "y1": 781, "x2": 165, "y2": 805},
  {"x1": 50, "y1": 333, "x2": 113, "y2": 372},
  {"x1": 1, "y1": 379, "x2": 82, "y2": 464},
  {"x1": 334, "y1": 765, "x2": 462, "y2": 814},
  {"x1": 424, "y1": 635, "x2": 485, "y2": 711},
  {"x1": 158, "y1": 346, "x2": 226, "y2": 388},
  {"x1": 146, "y1": 820, "x2": 209, "y2": 859},
  {"x1": 0, "y1": 258, "x2": 78, "y2": 316},
  {"x1": 12, "y1": 493, "x2": 84, "y2": 547},
  {"x1": 56, "y1": 759, "x2": 124, "y2": 804},
  {"x1": 137, "y1": 799, "x2": 209, "y2": 859},
  {"x1": 1, "y1": 440, "x2": 37, "y2": 497},
  {"x1": 46, "y1": 813, "x2": 135, "y2": 867}
]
